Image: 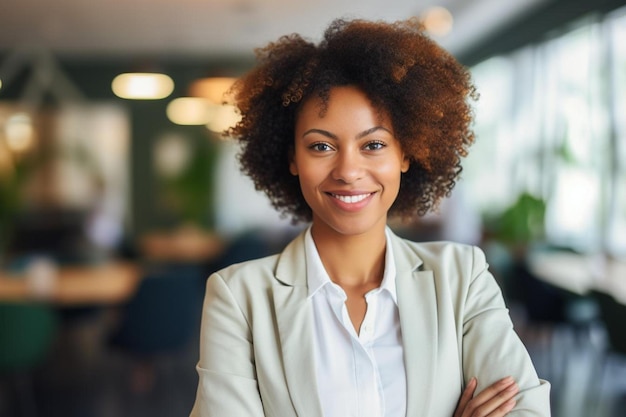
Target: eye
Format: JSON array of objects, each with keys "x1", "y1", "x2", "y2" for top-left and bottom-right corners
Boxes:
[
  {"x1": 309, "y1": 142, "x2": 333, "y2": 152},
  {"x1": 363, "y1": 140, "x2": 386, "y2": 151}
]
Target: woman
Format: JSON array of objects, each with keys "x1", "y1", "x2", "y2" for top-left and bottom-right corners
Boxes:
[{"x1": 190, "y1": 18, "x2": 550, "y2": 417}]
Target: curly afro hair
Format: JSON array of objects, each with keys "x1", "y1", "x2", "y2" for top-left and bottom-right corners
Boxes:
[{"x1": 228, "y1": 18, "x2": 478, "y2": 223}]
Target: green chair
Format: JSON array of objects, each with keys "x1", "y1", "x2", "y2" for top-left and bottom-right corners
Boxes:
[{"x1": 0, "y1": 302, "x2": 58, "y2": 416}]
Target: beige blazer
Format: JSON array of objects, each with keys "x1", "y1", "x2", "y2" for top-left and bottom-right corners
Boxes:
[{"x1": 190, "y1": 230, "x2": 551, "y2": 417}]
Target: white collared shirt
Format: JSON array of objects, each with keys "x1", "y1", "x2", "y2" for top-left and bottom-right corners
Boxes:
[{"x1": 305, "y1": 227, "x2": 407, "y2": 417}]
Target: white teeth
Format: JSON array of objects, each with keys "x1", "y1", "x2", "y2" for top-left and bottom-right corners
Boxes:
[{"x1": 332, "y1": 193, "x2": 370, "y2": 203}]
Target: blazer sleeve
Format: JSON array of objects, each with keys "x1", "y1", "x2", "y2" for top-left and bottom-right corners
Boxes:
[
  {"x1": 189, "y1": 272, "x2": 265, "y2": 417},
  {"x1": 462, "y1": 246, "x2": 551, "y2": 416}
]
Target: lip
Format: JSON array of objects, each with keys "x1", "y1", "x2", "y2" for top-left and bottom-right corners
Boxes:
[{"x1": 325, "y1": 191, "x2": 375, "y2": 211}]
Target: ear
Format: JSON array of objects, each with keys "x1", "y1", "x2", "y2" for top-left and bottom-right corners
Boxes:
[
  {"x1": 401, "y1": 154, "x2": 410, "y2": 173},
  {"x1": 289, "y1": 161, "x2": 298, "y2": 176},
  {"x1": 288, "y1": 148, "x2": 298, "y2": 176}
]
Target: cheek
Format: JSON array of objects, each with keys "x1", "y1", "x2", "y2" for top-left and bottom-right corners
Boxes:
[
  {"x1": 296, "y1": 174, "x2": 320, "y2": 210},
  {"x1": 297, "y1": 167, "x2": 322, "y2": 192},
  {"x1": 378, "y1": 160, "x2": 405, "y2": 181},
  {"x1": 378, "y1": 163, "x2": 405, "y2": 198}
]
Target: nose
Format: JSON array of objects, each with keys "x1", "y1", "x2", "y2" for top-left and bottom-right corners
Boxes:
[{"x1": 331, "y1": 148, "x2": 364, "y2": 183}]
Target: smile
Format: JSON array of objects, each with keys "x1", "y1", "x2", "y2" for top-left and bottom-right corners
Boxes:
[{"x1": 329, "y1": 193, "x2": 373, "y2": 204}]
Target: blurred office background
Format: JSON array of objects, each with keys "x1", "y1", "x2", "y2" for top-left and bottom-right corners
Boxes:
[{"x1": 0, "y1": 0, "x2": 625, "y2": 416}]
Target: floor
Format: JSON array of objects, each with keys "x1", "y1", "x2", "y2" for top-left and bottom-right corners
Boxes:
[{"x1": 1, "y1": 305, "x2": 625, "y2": 417}]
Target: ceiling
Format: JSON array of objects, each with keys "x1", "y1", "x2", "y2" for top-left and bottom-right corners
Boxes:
[{"x1": 0, "y1": 0, "x2": 551, "y2": 60}]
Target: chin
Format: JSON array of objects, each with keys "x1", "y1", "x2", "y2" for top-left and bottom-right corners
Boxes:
[{"x1": 314, "y1": 215, "x2": 387, "y2": 238}]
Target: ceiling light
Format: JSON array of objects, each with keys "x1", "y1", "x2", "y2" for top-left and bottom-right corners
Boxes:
[
  {"x1": 189, "y1": 77, "x2": 237, "y2": 104},
  {"x1": 166, "y1": 97, "x2": 215, "y2": 125},
  {"x1": 421, "y1": 6, "x2": 454, "y2": 37},
  {"x1": 206, "y1": 104, "x2": 241, "y2": 134},
  {"x1": 111, "y1": 72, "x2": 174, "y2": 100}
]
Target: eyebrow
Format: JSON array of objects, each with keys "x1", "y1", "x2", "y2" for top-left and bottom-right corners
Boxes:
[{"x1": 301, "y1": 126, "x2": 392, "y2": 140}]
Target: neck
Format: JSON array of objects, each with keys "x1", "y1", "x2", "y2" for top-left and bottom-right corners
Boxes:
[{"x1": 311, "y1": 223, "x2": 387, "y2": 288}]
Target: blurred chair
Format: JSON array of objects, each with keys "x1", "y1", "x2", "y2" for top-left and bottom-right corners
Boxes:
[
  {"x1": 108, "y1": 264, "x2": 203, "y2": 393},
  {"x1": 487, "y1": 244, "x2": 606, "y2": 417},
  {"x1": 592, "y1": 291, "x2": 626, "y2": 354},
  {"x1": 587, "y1": 291, "x2": 626, "y2": 417},
  {"x1": 487, "y1": 242, "x2": 601, "y2": 396},
  {"x1": 0, "y1": 302, "x2": 58, "y2": 417}
]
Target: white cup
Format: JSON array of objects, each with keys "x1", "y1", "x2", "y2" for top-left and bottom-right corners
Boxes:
[{"x1": 26, "y1": 257, "x2": 58, "y2": 298}]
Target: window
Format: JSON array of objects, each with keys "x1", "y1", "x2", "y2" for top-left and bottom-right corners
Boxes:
[{"x1": 466, "y1": 6, "x2": 626, "y2": 255}]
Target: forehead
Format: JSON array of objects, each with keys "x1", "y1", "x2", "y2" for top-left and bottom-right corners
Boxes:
[{"x1": 296, "y1": 86, "x2": 390, "y2": 126}]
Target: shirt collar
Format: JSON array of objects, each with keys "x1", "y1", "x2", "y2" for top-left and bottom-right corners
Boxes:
[{"x1": 305, "y1": 226, "x2": 398, "y2": 304}]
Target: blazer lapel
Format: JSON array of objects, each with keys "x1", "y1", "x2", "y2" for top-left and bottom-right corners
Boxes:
[
  {"x1": 273, "y1": 233, "x2": 324, "y2": 417},
  {"x1": 391, "y1": 232, "x2": 438, "y2": 417}
]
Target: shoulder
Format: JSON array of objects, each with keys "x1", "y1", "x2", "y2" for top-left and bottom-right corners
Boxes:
[
  {"x1": 207, "y1": 230, "x2": 308, "y2": 300},
  {"x1": 390, "y1": 233, "x2": 492, "y2": 298},
  {"x1": 391, "y1": 232, "x2": 486, "y2": 272},
  {"x1": 211, "y1": 253, "x2": 281, "y2": 290},
  {"x1": 393, "y1": 235, "x2": 506, "y2": 317},
  {"x1": 203, "y1": 254, "x2": 283, "y2": 321},
  {"x1": 401, "y1": 238, "x2": 476, "y2": 259}
]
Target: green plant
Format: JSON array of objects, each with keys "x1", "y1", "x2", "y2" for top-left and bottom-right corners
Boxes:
[
  {"x1": 483, "y1": 192, "x2": 546, "y2": 247},
  {"x1": 0, "y1": 154, "x2": 32, "y2": 257},
  {"x1": 158, "y1": 138, "x2": 218, "y2": 229}
]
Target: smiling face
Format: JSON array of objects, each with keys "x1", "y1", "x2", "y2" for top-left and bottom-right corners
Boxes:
[{"x1": 290, "y1": 86, "x2": 409, "y2": 239}]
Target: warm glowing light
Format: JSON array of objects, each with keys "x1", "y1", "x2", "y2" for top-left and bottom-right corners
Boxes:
[
  {"x1": 4, "y1": 113, "x2": 36, "y2": 152},
  {"x1": 111, "y1": 73, "x2": 174, "y2": 100},
  {"x1": 206, "y1": 104, "x2": 241, "y2": 133},
  {"x1": 166, "y1": 97, "x2": 215, "y2": 125},
  {"x1": 0, "y1": 78, "x2": 3, "y2": 91},
  {"x1": 421, "y1": 6, "x2": 454, "y2": 37},
  {"x1": 189, "y1": 77, "x2": 237, "y2": 104}
]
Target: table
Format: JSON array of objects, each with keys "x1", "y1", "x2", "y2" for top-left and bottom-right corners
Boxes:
[
  {"x1": 0, "y1": 261, "x2": 141, "y2": 306},
  {"x1": 527, "y1": 251, "x2": 626, "y2": 305},
  {"x1": 139, "y1": 225, "x2": 225, "y2": 263}
]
